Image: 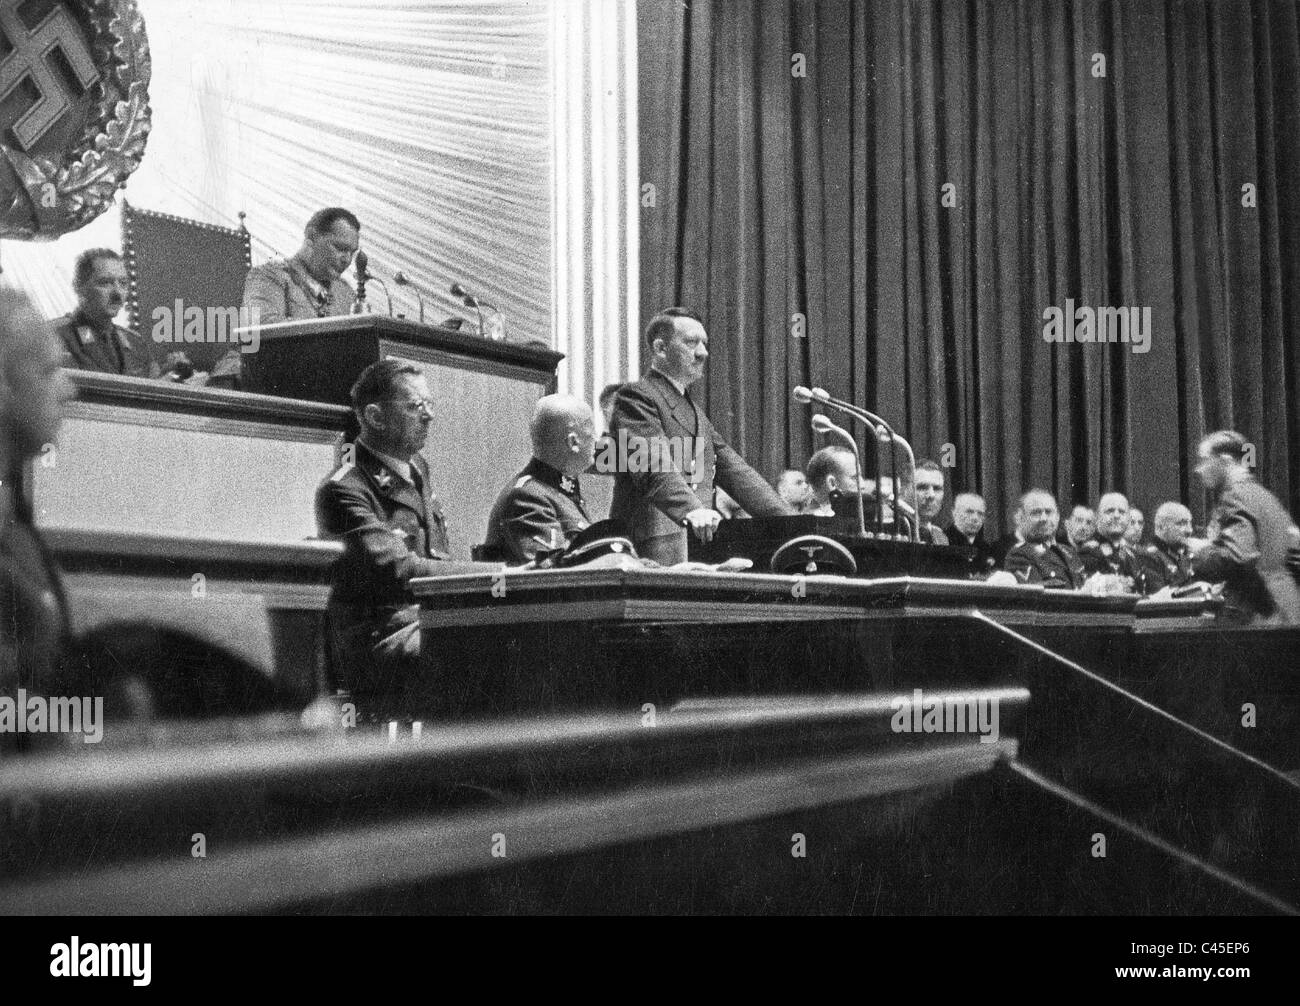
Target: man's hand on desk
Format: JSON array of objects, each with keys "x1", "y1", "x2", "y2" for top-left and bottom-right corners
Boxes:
[{"x1": 683, "y1": 507, "x2": 723, "y2": 541}]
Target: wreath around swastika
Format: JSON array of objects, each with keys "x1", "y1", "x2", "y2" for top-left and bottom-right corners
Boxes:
[{"x1": 0, "y1": 0, "x2": 151, "y2": 240}]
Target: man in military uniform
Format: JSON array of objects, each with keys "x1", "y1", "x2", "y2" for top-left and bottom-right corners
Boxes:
[
  {"x1": 54, "y1": 249, "x2": 159, "y2": 378},
  {"x1": 1059, "y1": 504, "x2": 1097, "y2": 550},
  {"x1": 484, "y1": 394, "x2": 596, "y2": 564},
  {"x1": 1004, "y1": 489, "x2": 1086, "y2": 589},
  {"x1": 609, "y1": 307, "x2": 793, "y2": 564},
  {"x1": 316, "y1": 359, "x2": 450, "y2": 695},
  {"x1": 1191, "y1": 430, "x2": 1300, "y2": 625},
  {"x1": 1138, "y1": 502, "x2": 1196, "y2": 594},
  {"x1": 1077, "y1": 492, "x2": 1143, "y2": 589},
  {"x1": 243, "y1": 207, "x2": 360, "y2": 324}
]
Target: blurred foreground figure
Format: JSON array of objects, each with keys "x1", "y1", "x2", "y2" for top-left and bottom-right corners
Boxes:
[
  {"x1": 2, "y1": 289, "x2": 295, "y2": 751},
  {"x1": 1, "y1": 288, "x2": 75, "y2": 701},
  {"x1": 1191, "y1": 430, "x2": 1300, "y2": 625}
]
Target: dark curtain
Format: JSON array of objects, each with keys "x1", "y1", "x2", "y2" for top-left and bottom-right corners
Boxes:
[{"x1": 638, "y1": 0, "x2": 1300, "y2": 533}]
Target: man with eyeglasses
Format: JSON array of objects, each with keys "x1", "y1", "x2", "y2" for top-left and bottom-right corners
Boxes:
[
  {"x1": 316, "y1": 359, "x2": 450, "y2": 698},
  {"x1": 243, "y1": 207, "x2": 361, "y2": 324}
]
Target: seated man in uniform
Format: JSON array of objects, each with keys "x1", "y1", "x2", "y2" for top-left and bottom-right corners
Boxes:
[
  {"x1": 1003, "y1": 489, "x2": 1086, "y2": 589},
  {"x1": 775, "y1": 470, "x2": 812, "y2": 513},
  {"x1": 55, "y1": 249, "x2": 182, "y2": 379},
  {"x1": 1077, "y1": 492, "x2": 1143, "y2": 588},
  {"x1": 1138, "y1": 502, "x2": 1196, "y2": 594},
  {"x1": 913, "y1": 460, "x2": 949, "y2": 544},
  {"x1": 1059, "y1": 504, "x2": 1098, "y2": 550},
  {"x1": 316, "y1": 360, "x2": 450, "y2": 695},
  {"x1": 1191, "y1": 429, "x2": 1300, "y2": 625},
  {"x1": 946, "y1": 492, "x2": 998, "y2": 575},
  {"x1": 484, "y1": 394, "x2": 597, "y2": 564},
  {"x1": 244, "y1": 207, "x2": 360, "y2": 324}
]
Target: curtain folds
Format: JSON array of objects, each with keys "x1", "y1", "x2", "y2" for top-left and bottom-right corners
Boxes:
[{"x1": 639, "y1": 0, "x2": 1300, "y2": 530}]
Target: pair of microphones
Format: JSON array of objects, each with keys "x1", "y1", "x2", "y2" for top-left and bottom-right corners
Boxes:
[
  {"x1": 351, "y1": 254, "x2": 493, "y2": 333},
  {"x1": 792, "y1": 386, "x2": 919, "y2": 541}
]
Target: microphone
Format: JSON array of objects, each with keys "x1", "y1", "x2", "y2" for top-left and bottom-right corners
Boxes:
[
  {"x1": 797, "y1": 387, "x2": 888, "y2": 537},
  {"x1": 808, "y1": 387, "x2": 919, "y2": 542},
  {"x1": 451, "y1": 281, "x2": 487, "y2": 337},
  {"x1": 811, "y1": 414, "x2": 867, "y2": 539},
  {"x1": 352, "y1": 251, "x2": 369, "y2": 314},
  {"x1": 393, "y1": 271, "x2": 424, "y2": 324}
]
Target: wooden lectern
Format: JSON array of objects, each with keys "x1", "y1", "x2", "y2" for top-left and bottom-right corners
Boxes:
[{"x1": 238, "y1": 315, "x2": 564, "y2": 559}]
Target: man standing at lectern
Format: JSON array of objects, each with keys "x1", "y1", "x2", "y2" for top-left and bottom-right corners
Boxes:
[
  {"x1": 243, "y1": 207, "x2": 360, "y2": 324},
  {"x1": 317, "y1": 360, "x2": 450, "y2": 695},
  {"x1": 609, "y1": 307, "x2": 793, "y2": 565}
]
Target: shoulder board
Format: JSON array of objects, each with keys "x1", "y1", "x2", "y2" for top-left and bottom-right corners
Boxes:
[{"x1": 514, "y1": 475, "x2": 533, "y2": 490}]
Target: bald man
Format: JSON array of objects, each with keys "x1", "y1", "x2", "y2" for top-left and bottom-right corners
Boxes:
[
  {"x1": 1003, "y1": 490, "x2": 1086, "y2": 589},
  {"x1": 484, "y1": 394, "x2": 598, "y2": 564},
  {"x1": 1077, "y1": 492, "x2": 1143, "y2": 588},
  {"x1": 805, "y1": 445, "x2": 859, "y2": 517},
  {"x1": 1138, "y1": 502, "x2": 1196, "y2": 595},
  {"x1": 946, "y1": 492, "x2": 997, "y2": 574}
]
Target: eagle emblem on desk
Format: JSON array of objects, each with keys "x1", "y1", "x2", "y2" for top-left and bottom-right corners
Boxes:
[{"x1": 0, "y1": 0, "x2": 152, "y2": 239}]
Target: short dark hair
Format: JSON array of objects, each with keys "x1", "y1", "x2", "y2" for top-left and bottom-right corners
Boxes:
[
  {"x1": 914, "y1": 459, "x2": 944, "y2": 479},
  {"x1": 73, "y1": 248, "x2": 122, "y2": 288},
  {"x1": 350, "y1": 358, "x2": 422, "y2": 414},
  {"x1": 1200, "y1": 429, "x2": 1249, "y2": 462},
  {"x1": 306, "y1": 207, "x2": 361, "y2": 238},
  {"x1": 644, "y1": 306, "x2": 703, "y2": 347},
  {"x1": 599, "y1": 382, "x2": 625, "y2": 408},
  {"x1": 806, "y1": 445, "x2": 855, "y2": 490}
]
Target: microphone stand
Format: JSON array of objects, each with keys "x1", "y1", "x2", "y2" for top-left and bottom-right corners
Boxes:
[
  {"x1": 811, "y1": 414, "x2": 867, "y2": 540},
  {"x1": 796, "y1": 387, "x2": 882, "y2": 537},
  {"x1": 811, "y1": 389, "x2": 920, "y2": 543},
  {"x1": 369, "y1": 276, "x2": 393, "y2": 316},
  {"x1": 394, "y1": 272, "x2": 425, "y2": 325}
]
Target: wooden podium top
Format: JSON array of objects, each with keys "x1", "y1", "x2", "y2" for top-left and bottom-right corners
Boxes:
[{"x1": 237, "y1": 314, "x2": 564, "y2": 375}]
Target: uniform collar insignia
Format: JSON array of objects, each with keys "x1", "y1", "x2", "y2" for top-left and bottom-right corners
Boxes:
[{"x1": 560, "y1": 475, "x2": 577, "y2": 495}]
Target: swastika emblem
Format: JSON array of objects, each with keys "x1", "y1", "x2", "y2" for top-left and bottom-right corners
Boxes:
[
  {"x1": 0, "y1": 0, "x2": 150, "y2": 239},
  {"x1": 0, "y1": 1, "x2": 100, "y2": 152}
]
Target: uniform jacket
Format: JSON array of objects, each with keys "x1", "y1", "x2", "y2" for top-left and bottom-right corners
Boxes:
[
  {"x1": 1138, "y1": 538, "x2": 1195, "y2": 594},
  {"x1": 484, "y1": 458, "x2": 591, "y2": 564},
  {"x1": 608, "y1": 369, "x2": 791, "y2": 564},
  {"x1": 315, "y1": 442, "x2": 450, "y2": 640},
  {"x1": 1004, "y1": 540, "x2": 1086, "y2": 589},
  {"x1": 54, "y1": 310, "x2": 158, "y2": 378},
  {"x1": 946, "y1": 525, "x2": 998, "y2": 575},
  {"x1": 1192, "y1": 473, "x2": 1300, "y2": 625},
  {"x1": 1077, "y1": 538, "x2": 1143, "y2": 585},
  {"x1": 243, "y1": 256, "x2": 354, "y2": 325}
]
